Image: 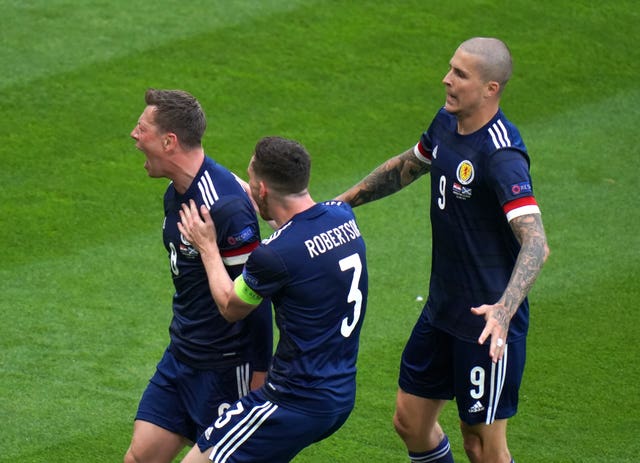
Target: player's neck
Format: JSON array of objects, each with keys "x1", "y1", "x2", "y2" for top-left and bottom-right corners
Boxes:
[
  {"x1": 170, "y1": 149, "x2": 205, "y2": 194},
  {"x1": 456, "y1": 105, "x2": 499, "y2": 135},
  {"x1": 272, "y1": 193, "x2": 315, "y2": 228}
]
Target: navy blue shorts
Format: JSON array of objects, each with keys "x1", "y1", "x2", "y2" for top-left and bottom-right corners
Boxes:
[
  {"x1": 398, "y1": 314, "x2": 526, "y2": 425},
  {"x1": 135, "y1": 348, "x2": 252, "y2": 442},
  {"x1": 195, "y1": 388, "x2": 352, "y2": 462}
]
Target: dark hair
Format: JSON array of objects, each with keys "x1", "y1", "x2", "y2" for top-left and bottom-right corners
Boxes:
[
  {"x1": 144, "y1": 88, "x2": 206, "y2": 149},
  {"x1": 252, "y1": 136, "x2": 311, "y2": 195}
]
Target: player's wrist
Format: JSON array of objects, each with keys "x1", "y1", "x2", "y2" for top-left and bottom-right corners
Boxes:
[{"x1": 198, "y1": 243, "x2": 220, "y2": 261}]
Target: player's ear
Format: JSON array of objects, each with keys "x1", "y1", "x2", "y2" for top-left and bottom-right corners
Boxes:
[
  {"x1": 163, "y1": 133, "x2": 178, "y2": 150},
  {"x1": 485, "y1": 80, "x2": 500, "y2": 98},
  {"x1": 258, "y1": 181, "x2": 268, "y2": 199}
]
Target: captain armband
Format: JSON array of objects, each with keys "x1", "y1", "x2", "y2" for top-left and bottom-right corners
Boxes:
[{"x1": 233, "y1": 275, "x2": 263, "y2": 305}]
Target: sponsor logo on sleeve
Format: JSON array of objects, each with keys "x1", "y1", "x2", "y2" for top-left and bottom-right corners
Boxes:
[
  {"x1": 227, "y1": 226, "x2": 255, "y2": 245},
  {"x1": 510, "y1": 181, "x2": 532, "y2": 195}
]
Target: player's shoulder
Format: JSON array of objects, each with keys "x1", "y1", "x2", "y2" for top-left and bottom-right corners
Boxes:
[
  {"x1": 320, "y1": 199, "x2": 353, "y2": 212},
  {"x1": 260, "y1": 203, "x2": 351, "y2": 249},
  {"x1": 481, "y1": 110, "x2": 526, "y2": 153},
  {"x1": 198, "y1": 156, "x2": 251, "y2": 201},
  {"x1": 307, "y1": 201, "x2": 358, "y2": 230},
  {"x1": 201, "y1": 156, "x2": 239, "y2": 183},
  {"x1": 484, "y1": 119, "x2": 530, "y2": 168},
  {"x1": 261, "y1": 221, "x2": 294, "y2": 247}
]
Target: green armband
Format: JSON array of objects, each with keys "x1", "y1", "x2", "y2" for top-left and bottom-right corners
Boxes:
[{"x1": 233, "y1": 275, "x2": 263, "y2": 305}]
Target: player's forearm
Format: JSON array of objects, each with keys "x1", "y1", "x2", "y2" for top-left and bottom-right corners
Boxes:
[
  {"x1": 500, "y1": 214, "x2": 549, "y2": 317},
  {"x1": 337, "y1": 149, "x2": 429, "y2": 207},
  {"x1": 198, "y1": 247, "x2": 237, "y2": 321},
  {"x1": 200, "y1": 249, "x2": 258, "y2": 323}
]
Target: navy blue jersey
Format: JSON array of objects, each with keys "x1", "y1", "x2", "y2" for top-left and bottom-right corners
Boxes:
[
  {"x1": 242, "y1": 201, "x2": 368, "y2": 415},
  {"x1": 162, "y1": 156, "x2": 272, "y2": 369},
  {"x1": 414, "y1": 108, "x2": 540, "y2": 343}
]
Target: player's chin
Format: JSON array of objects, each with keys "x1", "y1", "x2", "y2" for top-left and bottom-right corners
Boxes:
[
  {"x1": 144, "y1": 162, "x2": 161, "y2": 178},
  {"x1": 443, "y1": 100, "x2": 459, "y2": 115}
]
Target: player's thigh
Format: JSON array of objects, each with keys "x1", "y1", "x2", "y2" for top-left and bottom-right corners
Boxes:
[
  {"x1": 395, "y1": 317, "x2": 453, "y2": 447},
  {"x1": 181, "y1": 443, "x2": 211, "y2": 463},
  {"x1": 135, "y1": 350, "x2": 194, "y2": 439},
  {"x1": 184, "y1": 362, "x2": 252, "y2": 438},
  {"x1": 453, "y1": 337, "x2": 526, "y2": 426},
  {"x1": 398, "y1": 314, "x2": 455, "y2": 400},
  {"x1": 125, "y1": 420, "x2": 189, "y2": 463}
]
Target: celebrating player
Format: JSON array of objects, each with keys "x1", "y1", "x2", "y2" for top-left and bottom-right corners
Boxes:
[
  {"x1": 125, "y1": 89, "x2": 272, "y2": 463},
  {"x1": 178, "y1": 136, "x2": 369, "y2": 462},
  {"x1": 337, "y1": 37, "x2": 549, "y2": 463}
]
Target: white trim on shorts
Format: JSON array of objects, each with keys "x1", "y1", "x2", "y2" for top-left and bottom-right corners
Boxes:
[
  {"x1": 485, "y1": 345, "x2": 508, "y2": 424},
  {"x1": 236, "y1": 362, "x2": 250, "y2": 398},
  {"x1": 209, "y1": 400, "x2": 279, "y2": 463}
]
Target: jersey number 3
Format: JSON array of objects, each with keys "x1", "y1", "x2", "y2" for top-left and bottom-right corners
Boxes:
[{"x1": 339, "y1": 253, "x2": 363, "y2": 338}]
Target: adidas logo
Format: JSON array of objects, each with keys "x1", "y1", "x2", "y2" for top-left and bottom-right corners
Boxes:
[{"x1": 468, "y1": 401, "x2": 485, "y2": 413}]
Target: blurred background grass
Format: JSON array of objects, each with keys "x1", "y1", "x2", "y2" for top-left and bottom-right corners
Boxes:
[{"x1": 1, "y1": 1, "x2": 638, "y2": 461}]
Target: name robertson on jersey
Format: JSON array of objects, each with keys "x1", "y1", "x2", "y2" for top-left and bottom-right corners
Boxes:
[{"x1": 304, "y1": 219, "x2": 361, "y2": 258}]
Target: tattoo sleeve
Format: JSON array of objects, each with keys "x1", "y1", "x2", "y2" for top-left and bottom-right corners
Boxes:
[
  {"x1": 501, "y1": 213, "x2": 549, "y2": 318},
  {"x1": 345, "y1": 149, "x2": 430, "y2": 207}
]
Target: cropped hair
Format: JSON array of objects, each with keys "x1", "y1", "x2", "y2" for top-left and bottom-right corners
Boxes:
[
  {"x1": 144, "y1": 88, "x2": 206, "y2": 149},
  {"x1": 459, "y1": 37, "x2": 513, "y2": 93},
  {"x1": 252, "y1": 136, "x2": 311, "y2": 195}
]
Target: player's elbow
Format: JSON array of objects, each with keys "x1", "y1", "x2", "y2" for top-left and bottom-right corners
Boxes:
[
  {"x1": 529, "y1": 233, "x2": 549, "y2": 268},
  {"x1": 220, "y1": 302, "x2": 255, "y2": 323},
  {"x1": 543, "y1": 242, "x2": 550, "y2": 263},
  {"x1": 220, "y1": 307, "x2": 244, "y2": 323}
]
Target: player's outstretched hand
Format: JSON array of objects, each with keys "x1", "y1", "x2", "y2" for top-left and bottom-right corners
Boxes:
[
  {"x1": 471, "y1": 303, "x2": 509, "y2": 363},
  {"x1": 178, "y1": 199, "x2": 218, "y2": 255}
]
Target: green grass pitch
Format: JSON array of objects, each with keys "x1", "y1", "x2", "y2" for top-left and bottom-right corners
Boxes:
[{"x1": 1, "y1": 1, "x2": 638, "y2": 461}]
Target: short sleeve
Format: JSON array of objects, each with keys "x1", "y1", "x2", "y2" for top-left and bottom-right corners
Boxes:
[
  {"x1": 242, "y1": 245, "x2": 290, "y2": 299},
  {"x1": 487, "y1": 148, "x2": 540, "y2": 221}
]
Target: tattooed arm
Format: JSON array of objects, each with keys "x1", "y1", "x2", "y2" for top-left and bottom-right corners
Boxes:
[
  {"x1": 472, "y1": 213, "x2": 550, "y2": 362},
  {"x1": 336, "y1": 148, "x2": 431, "y2": 207},
  {"x1": 502, "y1": 213, "x2": 550, "y2": 319}
]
